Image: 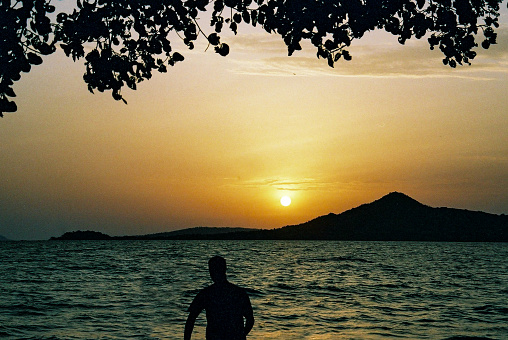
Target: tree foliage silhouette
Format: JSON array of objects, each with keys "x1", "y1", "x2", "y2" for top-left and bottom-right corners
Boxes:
[{"x1": 1, "y1": 0, "x2": 505, "y2": 116}]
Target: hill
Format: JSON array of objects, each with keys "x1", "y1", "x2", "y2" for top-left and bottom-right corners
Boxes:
[
  {"x1": 234, "y1": 192, "x2": 507, "y2": 242},
  {"x1": 118, "y1": 227, "x2": 254, "y2": 240},
  {"x1": 127, "y1": 192, "x2": 507, "y2": 242},
  {"x1": 49, "y1": 193, "x2": 508, "y2": 242},
  {"x1": 0, "y1": 235, "x2": 9, "y2": 241},
  {"x1": 50, "y1": 230, "x2": 112, "y2": 240},
  {"x1": 50, "y1": 227, "x2": 254, "y2": 240}
]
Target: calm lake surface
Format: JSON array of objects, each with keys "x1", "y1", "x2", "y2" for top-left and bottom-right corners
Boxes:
[{"x1": 1, "y1": 240, "x2": 507, "y2": 339}]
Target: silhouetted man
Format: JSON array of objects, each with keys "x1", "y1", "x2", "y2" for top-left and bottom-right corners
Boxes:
[{"x1": 184, "y1": 256, "x2": 254, "y2": 340}]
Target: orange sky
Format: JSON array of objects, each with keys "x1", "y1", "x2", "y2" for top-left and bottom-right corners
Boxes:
[{"x1": 1, "y1": 9, "x2": 507, "y2": 240}]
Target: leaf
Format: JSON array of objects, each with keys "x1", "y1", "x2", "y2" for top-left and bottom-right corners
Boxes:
[
  {"x1": 324, "y1": 39, "x2": 335, "y2": 50},
  {"x1": 20, "y1": 60, "x2": 32, "y2": 73},
  {"x1": 172, "y1": 52, "x2": 185, "y2": 62},
  {"x1": 327, "y1": 55, "x2": 334, "y2": 68},
  {"x1": 242, "y1": 11, "x2": 250, "y2": 24},
  {"x1": 317, "y1": 47, "x2": 327, "y2": 59},
  {"x1": 27, "y1": 52, "x2": 43, "y2": 65},
  {"x1": 112, "y1": 91, "x2": 123, "y2": 101},
  {"x1": 230, "y1": 22, "x2": 237, "y2": 34},
  {"x1": 215, "y1": 21, "x2": 223, "y2": 33},
  {"x1": 85, "y1": 49, "x2": 100, "y2": 62},
  {"x1": 0, "y1": 98, "x2": 17, "y2": 113},
  {"x1": 214, "y1": 0, "x2": 224, "y2": 12},
  {"x1": 208, "y1": 33, "x2": 220, "y2": 46},
  {"x1": 57, "y1": 13, "x2": 67, "y2": 23},
  {"x1": 215, "y1": 43, "x2": 229, "y2": 57},
  {"x1": 288, "y1": 44, "x2": 295, "y2": 56},
  {"x1": 251, "y1": 10, "x2": 258, "y2": 26},
  {"x1": 37, "y1": 42, "x2": 55, "y2": 55},
  {"x1": 162, "y1": 39, "x2": 172, "y2": 53},
  {"x1": 5, "y1": 87, "x2": 16, "y2": 97}
]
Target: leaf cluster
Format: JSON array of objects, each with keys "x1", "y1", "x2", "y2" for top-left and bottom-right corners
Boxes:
[
  {"x1": 1, "y1": 0, "x2": 506, "y2": 116},
  {"x1": 1, "y1": 0, "x2": 57, "y2": 115}
]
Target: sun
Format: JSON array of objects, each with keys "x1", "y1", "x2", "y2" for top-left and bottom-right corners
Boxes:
[{"x1": 280, "y1": 196, "x2": 291, "y2": 207}]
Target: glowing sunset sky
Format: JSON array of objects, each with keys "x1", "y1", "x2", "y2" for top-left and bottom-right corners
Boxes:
[{"x1": 1, "y1": 6, "x2": 507, "y2": 240}]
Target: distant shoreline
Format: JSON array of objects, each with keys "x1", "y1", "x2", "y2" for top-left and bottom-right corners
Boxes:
[{"x1": 49, "y1": 192, "x2": 508, "y2": 242}]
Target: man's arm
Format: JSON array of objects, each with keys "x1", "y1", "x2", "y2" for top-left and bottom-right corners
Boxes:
[
  {"x1": 184, "y1": 310, "x2": 199, "y2": 340},
  {"x1": 243, "y1": 294, "x2": 254, "y2": 336},
  {"x1": 244, "y1": 311, "x2": 254, "y2": 337},
  {"x1": 185, "y1": 291, "x2": 204, "y2": 340}
]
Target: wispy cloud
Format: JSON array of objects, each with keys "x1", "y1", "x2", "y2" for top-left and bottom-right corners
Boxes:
[
  {"x1": 224, "y1": 176, "x2": 327, "y2": 191},
  {"x1": 226, "y1": 28, "x2": 508, "y2": 79},
  {"x1": 227, "y1": 176, "x2": 370, "y2": 192}
]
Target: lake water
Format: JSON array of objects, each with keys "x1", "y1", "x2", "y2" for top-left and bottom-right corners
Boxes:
[{"x1": 0, "y1": 240, "x2": 507, "y2": 339}]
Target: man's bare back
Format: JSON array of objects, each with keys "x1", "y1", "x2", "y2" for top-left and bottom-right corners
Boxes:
[{"x1": 184, "y1": 256, "x2": 254, "y2": 340}]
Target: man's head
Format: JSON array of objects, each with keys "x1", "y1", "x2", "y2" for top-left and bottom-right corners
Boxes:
[{"x1": 208, "y1": 256, "x2": 227, "y2": 283}]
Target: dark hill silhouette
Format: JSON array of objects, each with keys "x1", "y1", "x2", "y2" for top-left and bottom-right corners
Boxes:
[
  {"x1": 50, "y1": 230, "x2": 112, "y2": 240},
  {"x1": 118, "y1": 227, "x2": 254, "y2": 240},
  {"x1": 253, "y1": 192, "x2": 508, "y2": 242},
  {"x1": 127, "y1": 192, "x2": 507, "y2": 242},
  {"x1": 0, "y1": 235, "x2": 9, "y2": 241},
  {"x1": 49, "y1": 193, "x2": 508, "y2": 242},
  {"x1": 50, "y1": 227, "x2": 254, "y2": 240}
]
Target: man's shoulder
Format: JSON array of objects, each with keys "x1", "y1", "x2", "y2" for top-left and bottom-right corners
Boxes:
[
  {"x1": 205, "y1": 281, "x2": 248, "y2": 294},
  {"x1": 226, "y1": 281, "x2": 243, "y2": 289},
  {"x1": 225, "y1": 281, "x2": 249, "y2": 292},
  {"x1": 226, "y1": 282, "x2": 251, "y2": 300},
  {"x1": 231, "y1": 283, "x2": 247, "y2": 294},
  {"x1": 196, "y1": 284, "x2": 215, "y2": 297}
]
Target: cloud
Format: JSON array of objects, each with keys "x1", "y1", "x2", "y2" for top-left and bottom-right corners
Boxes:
[
  {"x1": 230, "y1": 176, "x2": 356, "y2": 192},
  {"x1": 226, "y1": 28, "x2": 508, "y2": 79}
]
